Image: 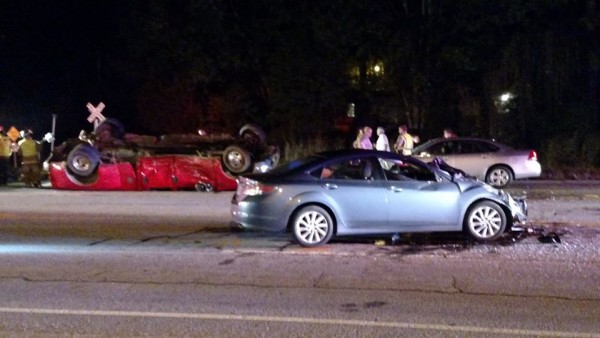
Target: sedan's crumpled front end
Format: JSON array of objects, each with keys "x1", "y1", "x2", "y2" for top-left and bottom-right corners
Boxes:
[
  {"x1": 456, "y1": 175, "x2": 528, "y2": 230},
  {"x1": 508, "y1": 193, "x2": 528, "y2": 223},
  {"x1": 494, "y1": 187, "x2": 528, "y2": 231}
]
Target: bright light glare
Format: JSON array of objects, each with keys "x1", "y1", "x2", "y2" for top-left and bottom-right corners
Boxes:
[
  {"x1": 374, "y1": 65, "x2": 381, "y2": 72},
  {"x1": 0, "y1": 244, "x2": 82, "y2": 254},
  {"x1": 500, "y1": 93, "x2": 512, "y2": 103}
]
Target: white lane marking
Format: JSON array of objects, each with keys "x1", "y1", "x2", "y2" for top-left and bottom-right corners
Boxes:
[{"x1": 0, "y1": 307, "x2": 597, "y2": 337}]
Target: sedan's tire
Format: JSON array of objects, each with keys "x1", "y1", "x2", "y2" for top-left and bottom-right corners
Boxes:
[
  {"x1": 222, "y1": 145, "x2": 252, "y2": 174},
  {"x1": 485, "y1": 165, "x2": 513, "y2": 187},
  {"x1": 66, "y1": 143, "x2": 101, "y2": 178},
  {"x1": 464, "y1": 201, "x2": 506, "y2": 241},
  {"x1": 292, "y1": 205, "x2": 334, "y2": 247}
]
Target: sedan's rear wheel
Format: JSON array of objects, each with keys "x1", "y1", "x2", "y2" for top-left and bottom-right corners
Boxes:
[
  {"x1": 292, "y1": 206, "x2": 334, "y2": 247},
  {"x1": 486, "y1": 165, "x2": 513, "y2": 187},
  {"x1": 465, "y1": 201, "x2": 506, "y2": 241}
]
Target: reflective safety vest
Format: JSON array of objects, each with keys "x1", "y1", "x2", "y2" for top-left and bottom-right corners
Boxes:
[
  {"x1": 0, "y1": 135, "x2": 12, "y2": 158},
  {"x1": 18, "y1": 138, "x2": 40, "y2": 163},
  {"x1": 401, "y1": 133, "x2": 414, "y2": 155}
]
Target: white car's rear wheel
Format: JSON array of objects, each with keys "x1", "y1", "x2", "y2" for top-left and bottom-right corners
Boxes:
[
  {"x1": 465, "y1": 201, "x2": 506, "y2": 241},
  {"x1": 486, "y1": 165, "x2": 513, "y2": 187},
  {"x1": 292, "y1": 206, "x2": 334, "y2": 247}
]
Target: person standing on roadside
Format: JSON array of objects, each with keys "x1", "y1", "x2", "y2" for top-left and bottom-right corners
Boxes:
[
  {"x1": 375, "y1": 127, "x2": 390, "y2": 152},
  {"x1": 0, "y1": 126, "x2": 12, "y2": 186},
  {"x1": 443, "y1": 128, "x2": 457, "y2": 138},
  {"x1": 352, "y1": 128, "x2": 364, "y2": 149},
  {"x1": 359, "y1": 126, "x2": 374, "y2": 150},
  {"x1": 394, "y1": 124, "x2": 416, "y2": 155},
  {"x1": 18, "y1": 129, "x2": 42, "y2": 187}
]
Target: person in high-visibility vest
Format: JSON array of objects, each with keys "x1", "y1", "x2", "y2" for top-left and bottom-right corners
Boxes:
[
  {"x1": 394, "y1": 125, "x2": 416, "y2": 155},
  {"x1": 17, "y1": 129, "x2": 42, "y2": 187},
  {"x1": 0, "y1": 125, "x2": 13, "y2": 186}
]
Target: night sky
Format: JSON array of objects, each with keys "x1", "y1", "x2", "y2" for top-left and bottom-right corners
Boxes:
[
  {"x1": 1, "y1": 1, "x2": 599, "y2": 162},
  {"x1": 1, "y1": 1, "x2": 125, "y2": 141}
]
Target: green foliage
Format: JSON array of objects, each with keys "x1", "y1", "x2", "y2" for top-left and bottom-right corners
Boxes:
[
  {"x1": 543, "y1": 132, "x2": 600, "y2": 170},
  {"x1": 278, "y1": 133, "x2": 352, "y2": 165},
  {"x1": 109, "y1": 0, "x2": 599, "y2": 168},
  {"x1": 581, "y1": 134, "x2": 600, "y2": 167}
]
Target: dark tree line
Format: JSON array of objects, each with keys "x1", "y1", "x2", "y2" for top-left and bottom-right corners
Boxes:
[{"x1": 1, "y1": 0, "x2": 599, "y2": 166}]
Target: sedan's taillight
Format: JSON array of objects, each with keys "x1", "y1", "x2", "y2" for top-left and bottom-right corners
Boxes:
[
  {"x1": 528, "y1": 150, "x2": 538, "y2": 161},
  {"x1": 237, "y1": 177, "x2": 276, "y2": 197}
]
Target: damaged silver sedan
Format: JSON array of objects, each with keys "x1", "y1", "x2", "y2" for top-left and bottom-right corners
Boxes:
[{"x1": 231, "y1": 149, "x2": 527, "y2": 247}]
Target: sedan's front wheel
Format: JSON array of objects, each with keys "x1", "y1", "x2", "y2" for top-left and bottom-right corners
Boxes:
[
  {"x1": 464, "y1": 201, "x2": 506, "y2": 241},
  {"x1": 292, "y1": 206, "x2": 334, "y2": 247}
]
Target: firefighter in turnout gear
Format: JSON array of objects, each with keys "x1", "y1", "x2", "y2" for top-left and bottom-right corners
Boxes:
[
  {"x1": 18, "y1": 129, "x2": 43, "y2": 187},
  {"x1": 0, "y1": 126, "x2": 12, "y2": 186}
]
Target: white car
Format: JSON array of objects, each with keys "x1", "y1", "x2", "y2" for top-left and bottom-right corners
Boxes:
[{"x1": 412, "y1": 137, "x2": 542, "y2": 187}]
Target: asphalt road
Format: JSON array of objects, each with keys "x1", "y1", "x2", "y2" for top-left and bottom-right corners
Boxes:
[{"x1": 0, "y1": 182, "x2": 599, "y2": 337}]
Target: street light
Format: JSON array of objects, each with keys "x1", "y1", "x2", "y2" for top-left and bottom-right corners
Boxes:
[
  {"x1": 497, "y1": 92, "x2": 515, "y2": 114},
  {"x1": 500, "y1": 92, "x2": 513, "y2": 103}
]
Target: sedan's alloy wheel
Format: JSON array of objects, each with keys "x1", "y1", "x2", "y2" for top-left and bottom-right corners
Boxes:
[
  {"x1": 486, "y1": 166, "x2": 512, "y2": 187},
  {"x1": 292, "y1": 206, "x2": 334, "y2": 247},
  {"x1": 466, "y1": 201, "x2": 506, "y2": 241}
]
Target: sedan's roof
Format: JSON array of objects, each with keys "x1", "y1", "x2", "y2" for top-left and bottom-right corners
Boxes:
[{"x1": 413, "y1": 137, "x2": 512, "y2": 152}]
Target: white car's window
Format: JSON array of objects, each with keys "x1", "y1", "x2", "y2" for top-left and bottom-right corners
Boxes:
[{"x1": 427, "y1": 141, "x2": 457, "y2": 155}]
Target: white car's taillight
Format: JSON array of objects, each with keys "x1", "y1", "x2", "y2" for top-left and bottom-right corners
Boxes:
[
  {"x1": 237, "y1": 177, "x2": 276, "y2": 197},
  {"x1": 528, "y1": 150, "x2": 538, "y2": 161}
]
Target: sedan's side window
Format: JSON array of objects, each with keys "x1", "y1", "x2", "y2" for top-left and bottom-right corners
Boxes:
[
  {"x1": 382, "y1": 159, "x2": 437, "y2": 182},
  {"x1": 476, "y1": 141, "x2": 499, "y2": 153},
  {"x1": 312, "y1": 158, "x2": 378, "y2": 181}
]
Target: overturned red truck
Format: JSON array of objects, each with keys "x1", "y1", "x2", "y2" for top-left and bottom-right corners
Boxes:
[{"x1": 48, "y1": 119, "x2": 279, "y2": 192}]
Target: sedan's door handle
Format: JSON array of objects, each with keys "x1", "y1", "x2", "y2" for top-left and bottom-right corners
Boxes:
[
  {"x1": 323, "y1": 183, "x2": 338, "y2": 190},
  {"x1": 389, "y1": 186, "x2": 403, "y2": 192}
]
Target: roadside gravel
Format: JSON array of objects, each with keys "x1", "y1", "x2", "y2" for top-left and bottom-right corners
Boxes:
[{"x1": 508, "y1": 180, "x2": 600, "y2": 227}]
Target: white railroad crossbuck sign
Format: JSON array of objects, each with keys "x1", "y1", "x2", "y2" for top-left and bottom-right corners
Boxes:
[{"x1": 86, "y1": 102, "x2": 106, "y2": 124}]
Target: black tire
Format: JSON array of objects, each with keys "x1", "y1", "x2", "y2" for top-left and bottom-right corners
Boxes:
[
  {"x1": 485, "y1": 165, "x2": 513, "y2": 188},
  {"x1": 222, "y1": 145, "x2": 252, "y2": 174},
  {"x1": 66, "y1": 143, "x2": 101, "y2": 178},
  {"x1": 239, "y1": 124, "x2": 267, "y2": 148},
  {"x1": 292, "y1": 205, "x2": 334, "y2": 247},
  {"x1": 464, "y1": 201, "x2": 507, "y2": 241},
  {"x1": 95, "y1": 118, "x2": 125, "y2": 140}
]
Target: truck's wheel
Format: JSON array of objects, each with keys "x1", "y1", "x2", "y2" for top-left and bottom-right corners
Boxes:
[
  {"x1": 239, "y1": 124, "x2": 267, "y2": 148},
  {"x1": 95, "y1": 118, "x2": 125, "y2": 140},
  {"x1": 66, "y1": 143, "x2": 101, "y2": 178},
  {"x1": 222, "y1": 145, "x2": 252, "y2": 174}
]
